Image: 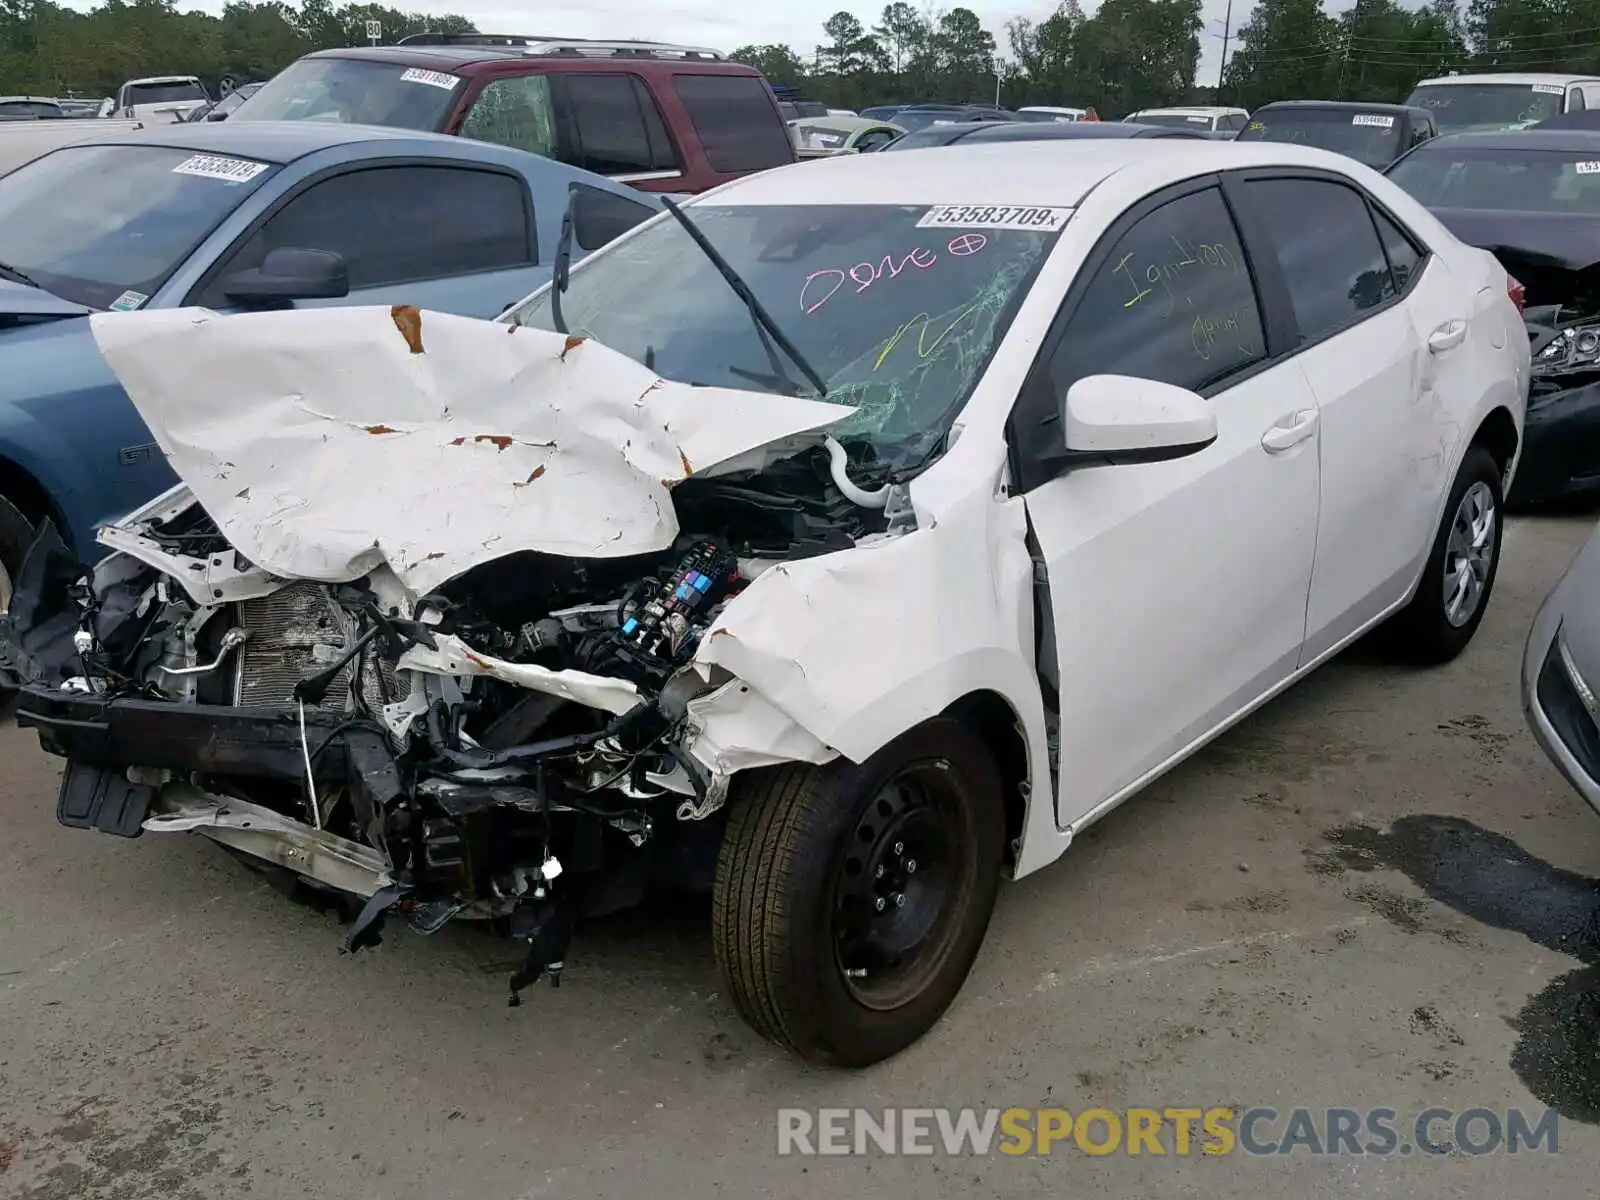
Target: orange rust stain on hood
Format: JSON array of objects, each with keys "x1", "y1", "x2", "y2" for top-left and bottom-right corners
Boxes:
[
  {"x1": 560, "y1": 335, "x2": 586, "y2": 361},
  {"x1": 391, "y1": 305, "x2": 425, "y2": 354},
  {"x1": 364, "y1": 424, "x2": 399, "y2": 435}
]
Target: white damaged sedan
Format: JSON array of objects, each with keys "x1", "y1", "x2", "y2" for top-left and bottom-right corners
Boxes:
[{"x1": 1, "y1": 140, "x2": 1528, "y2": 1066}]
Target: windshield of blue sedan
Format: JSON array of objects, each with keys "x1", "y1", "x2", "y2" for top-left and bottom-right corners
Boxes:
[
  {"x1": 509, "y1": 203, "x2": 1062, "y2": 467},
  {"x1": 230, "y1": 56, "x2": 462, "y2": 130},
  {"x1": 0, "y1": 143, "x2": 278, "y2": 309}
]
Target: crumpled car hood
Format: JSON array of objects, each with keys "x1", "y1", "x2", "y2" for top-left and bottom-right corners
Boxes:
[{"x1": 88, "y1": 305, "x2": 856, "y2": 596}]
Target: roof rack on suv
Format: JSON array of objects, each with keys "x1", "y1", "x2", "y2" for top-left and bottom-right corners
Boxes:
[{"x1": 395, "y1": 32, "x2": 724, "y2": 60}]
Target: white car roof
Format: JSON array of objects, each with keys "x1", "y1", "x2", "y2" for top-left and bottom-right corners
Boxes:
[
  {"x1": 1413, "y1": 72, "x2": 1600, "y2": 87},
  {"x1": 1130, "y1": 105, "x2": 1246, "y2": 117},
  {"x1": 690, "y1": 139, "x2": 1367, "y2": 209},
  {"x1": 125, "y1": 75, "x2": 202, "y2": 86},
  {"x1": 1021, "y1": 105, "x2": 1086, "y2": 114}
]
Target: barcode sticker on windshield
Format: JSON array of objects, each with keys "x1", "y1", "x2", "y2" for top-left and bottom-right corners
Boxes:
[
  {"x1": 1533, "y1": 83, "x2": 1566, "y2": 94},
  {"x1": 172, "y1": 154, "x2": 268, "y2": 183},
  {"x1": 1352, "y1": 114, "x2": 1395, "y2": 127},
  {"x1": 108, "y1": 290, "x2": 147, "y2": 312},
  {"x1": 1577, "y1": 161, "x2": 1600, "y2": 174},
  {"x1": 401, "y1": 68, "x2": 458, "y2": 89},
  {"x1": 917, "y1": 204, "x2": 1073, "y2": 232}
]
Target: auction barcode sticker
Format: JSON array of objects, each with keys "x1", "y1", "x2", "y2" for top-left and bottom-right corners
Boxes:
[
  {"x1": 917, "y1": 204, "x2": 1072, "y2": 232},
  {"x1": 1576, "y1": 161, "x2": 1600, "y2": 174},
  {"x1": 401, "y1": 67, "x2": 458, "y2": 89},
  {"x1": 172, "y1": 154, "x2": 269, "y2": 183},
  {"x1": 1352, "y1": 114, "x2": 1395, "y2": 127},
  {"x1": 1533, "y1": 83, "x2": 1566, "y2": 94}
]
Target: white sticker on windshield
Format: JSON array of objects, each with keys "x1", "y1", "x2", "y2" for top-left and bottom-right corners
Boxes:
[
  {"x1": 172, "y1": 154, "x2": 268, "y2": 183},
  {"x1": 108, "y1": 290, "x2": 147, "y2": 312},
  {"x1": 1186, "y1": 115, "x2": 1208, "y2": 123},
  {"x1": 1577, "y1": 161, "x2": 1600, "y2": 174},
  {"x1": 1352, "y1": 114, "x2": 1395, "y2": 127},
  {"x1": 916, "y1": 204, "x2": 1073, "y2": 232},
  {"x1": 1533, "y1": 83, "x2": 1566, "y2": 94},
  {"x1": 401, "y1": 68, "x2": 458, "y2": 90}
]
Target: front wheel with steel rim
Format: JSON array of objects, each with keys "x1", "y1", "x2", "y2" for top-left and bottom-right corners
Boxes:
[
  {"x1": 712, "y1": 716, "x2": 1006, "y2": 1066},
  {"x1": 1385, "y1": 444, "x2": 1504, "y2": 664}
]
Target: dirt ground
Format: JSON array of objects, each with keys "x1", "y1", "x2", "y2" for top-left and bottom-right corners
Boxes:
[{"x1": 2, "y1": 512, "x2": 1598, "y2": 1199}]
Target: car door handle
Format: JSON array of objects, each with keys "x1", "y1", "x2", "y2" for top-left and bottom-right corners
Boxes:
[
  {"x1": 1428, "y1": 319, "x2": 1468, "y2": 353},
  {"x1": 1261, "y1": 409, "x2": 1318, "y2": 453}
]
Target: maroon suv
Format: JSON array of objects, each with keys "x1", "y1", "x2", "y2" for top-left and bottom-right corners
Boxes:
[{"x1": 229, "y1": 34, "x2": 797, "y2": 194}]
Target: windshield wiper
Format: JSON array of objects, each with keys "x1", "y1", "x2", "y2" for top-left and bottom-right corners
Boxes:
[
  {"x1": 660, "y1": 196, "x2": 829, "y2": 398},
  {"x1": 547, "y1": 189, "x2": 577, "y2": 335},
  {"x1": 0, "y1": 261, "x2": 45, "y2": 291}
]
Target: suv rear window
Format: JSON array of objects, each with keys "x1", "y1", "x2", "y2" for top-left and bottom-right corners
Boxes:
[
  {"x1": 560, "y1": 74, "x2": 677, "y2": 175},
  {"x1": 231, "y1": 56, "x2": 462, "y2": 131},
  {"x1": 124, "y1": 81, "x2": 207, "y2": 107},
  {"x1": 673, "y1": 74, "x2": 794, "y2": 173}
]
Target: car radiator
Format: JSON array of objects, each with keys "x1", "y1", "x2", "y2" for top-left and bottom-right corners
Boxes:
[{"x1": 232, "y1": 581, "x2": 403, "y2": 710}]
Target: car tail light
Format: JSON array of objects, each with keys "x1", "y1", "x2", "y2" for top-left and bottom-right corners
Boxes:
[{"x1": 1507, "y1": 273, "x2": 1527, "y2": 313}]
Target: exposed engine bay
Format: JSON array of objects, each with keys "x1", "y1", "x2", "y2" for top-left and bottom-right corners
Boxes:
[
  {"x1": 1475, "y1": 245, "x2": 1600, "y2": 505},
  {"x1": 0, "y1": 305, "x2": 954, "y2": 1003},
  {"x1": 6, "y1": 445, "x2": 899, "y2": 1000}
]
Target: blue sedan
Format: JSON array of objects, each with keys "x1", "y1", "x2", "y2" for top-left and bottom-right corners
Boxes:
[{"x1": 0, "y1": 121, "x2": 662, "y2": 604}]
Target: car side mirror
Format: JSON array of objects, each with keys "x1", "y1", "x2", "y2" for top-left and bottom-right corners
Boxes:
[
  {"x1": 1062, "y1": 374, "x2": 1217, "y2": 466},
  {"x1": 222, "y1": 247, "x2": 349, "y2": 304}
]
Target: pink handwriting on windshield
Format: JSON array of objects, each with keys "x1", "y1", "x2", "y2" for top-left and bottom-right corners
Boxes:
[{"x1": 800, "y1": 233, "x2": 989, "y2": 316}]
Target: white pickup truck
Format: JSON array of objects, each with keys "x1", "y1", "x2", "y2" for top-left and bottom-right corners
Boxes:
[{"x1": 99, "y1": 75, "x2": 211, "y2": 121}]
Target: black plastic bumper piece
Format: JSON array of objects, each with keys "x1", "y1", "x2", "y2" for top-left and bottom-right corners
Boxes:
[
  {"x1": 15, "y1": 687, "x2": 353, "y2": 783},
  {"x1": 56, "y1": 759, "x2": 153, "y2": 837}
]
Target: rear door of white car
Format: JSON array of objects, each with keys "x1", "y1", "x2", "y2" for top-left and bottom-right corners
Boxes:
[
  {"x1": 1225, "y1": 171, "x2": 1449, "y2": 662},
  {"x1": 1009, "y1": 177, "x2": 1322, "y2": 830}
]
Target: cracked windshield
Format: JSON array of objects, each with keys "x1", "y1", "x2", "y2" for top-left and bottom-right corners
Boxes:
[{"x1": 510, "y1": 203, "x2": 1062, "y2": 469}]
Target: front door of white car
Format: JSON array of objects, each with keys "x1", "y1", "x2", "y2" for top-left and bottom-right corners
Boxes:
[
  {"x1": 1224, "y1": 172, "x2": 1446, "y2": 661},
  {"x1": 1008, "y1": 179, "x2": 1322, "y2": 831}
]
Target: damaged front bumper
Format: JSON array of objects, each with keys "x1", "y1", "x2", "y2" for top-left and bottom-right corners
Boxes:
[
  {"x1": 1509, "y1": 379, "x2": 1600, "y2": 507},
  {"x1": 1509, "y1": 303, "x2": 1600, "y2": 507}
]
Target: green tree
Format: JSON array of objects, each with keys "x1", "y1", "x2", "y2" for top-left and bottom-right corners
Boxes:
[
  {"x1": 934, "y1": 6, "x2": 997, "y2": 101},
  {"x1": 1007, "y1": 0, "x2": 1086, "y2": 105},
  {"x1": 728, "y1": 42, "x2": 809, "y2": 85},
  {"x1": 873, "y1": 0, "x2": 925, "y2": 74},
  {"x1": 1223, "y1": 0, "x2": 1337, "y2": 108},
  {"x1": 1076, "y1": 0, "x2": 1202, "y2": 115}
]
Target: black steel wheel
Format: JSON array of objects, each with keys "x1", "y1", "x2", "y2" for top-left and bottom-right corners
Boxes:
[{"x1": 713, "y1": 716, "x2": 1006, "y2": 1066}]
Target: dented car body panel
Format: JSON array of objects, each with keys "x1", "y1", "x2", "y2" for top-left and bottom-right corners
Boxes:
[{"x1": 2, "y1": 141, "x2": 1527, "y2": 1036}]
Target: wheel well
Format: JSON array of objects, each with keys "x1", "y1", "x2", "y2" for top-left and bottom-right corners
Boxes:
[
  {"x1": 943, "y1": 690, "x2": 1029, "y2": 864},
  {"x1": 0, "y1": 455, "x2": 61, "y2": 536},
  {"x1": 1472, "y1": 407, "x2": 1519, "y2": 480}
]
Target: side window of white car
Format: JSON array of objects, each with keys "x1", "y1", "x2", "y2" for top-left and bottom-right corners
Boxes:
[
  {"x1": 1010, "y1": 185, "x2": 1267, "y2": 478},
  {"x1": 1238, "y1": 177, "x2": 1395, "y2": 346},
  {"x1": 1047, "y1": 186, "x2": 1265, "y2": 396},
  {"x1": 1371, "y1": 207, "x2": 1425, "y2": 298}
]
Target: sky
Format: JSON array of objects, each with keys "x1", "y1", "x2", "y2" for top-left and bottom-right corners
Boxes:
[{"x1": 69, "y1": 0, "x2": 1276, "y2": 94}]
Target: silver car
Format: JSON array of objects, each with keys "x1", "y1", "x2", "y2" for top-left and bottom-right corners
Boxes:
[{"x1": 1523, "y1": 519, "x2": 1600, "y2": 816}]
